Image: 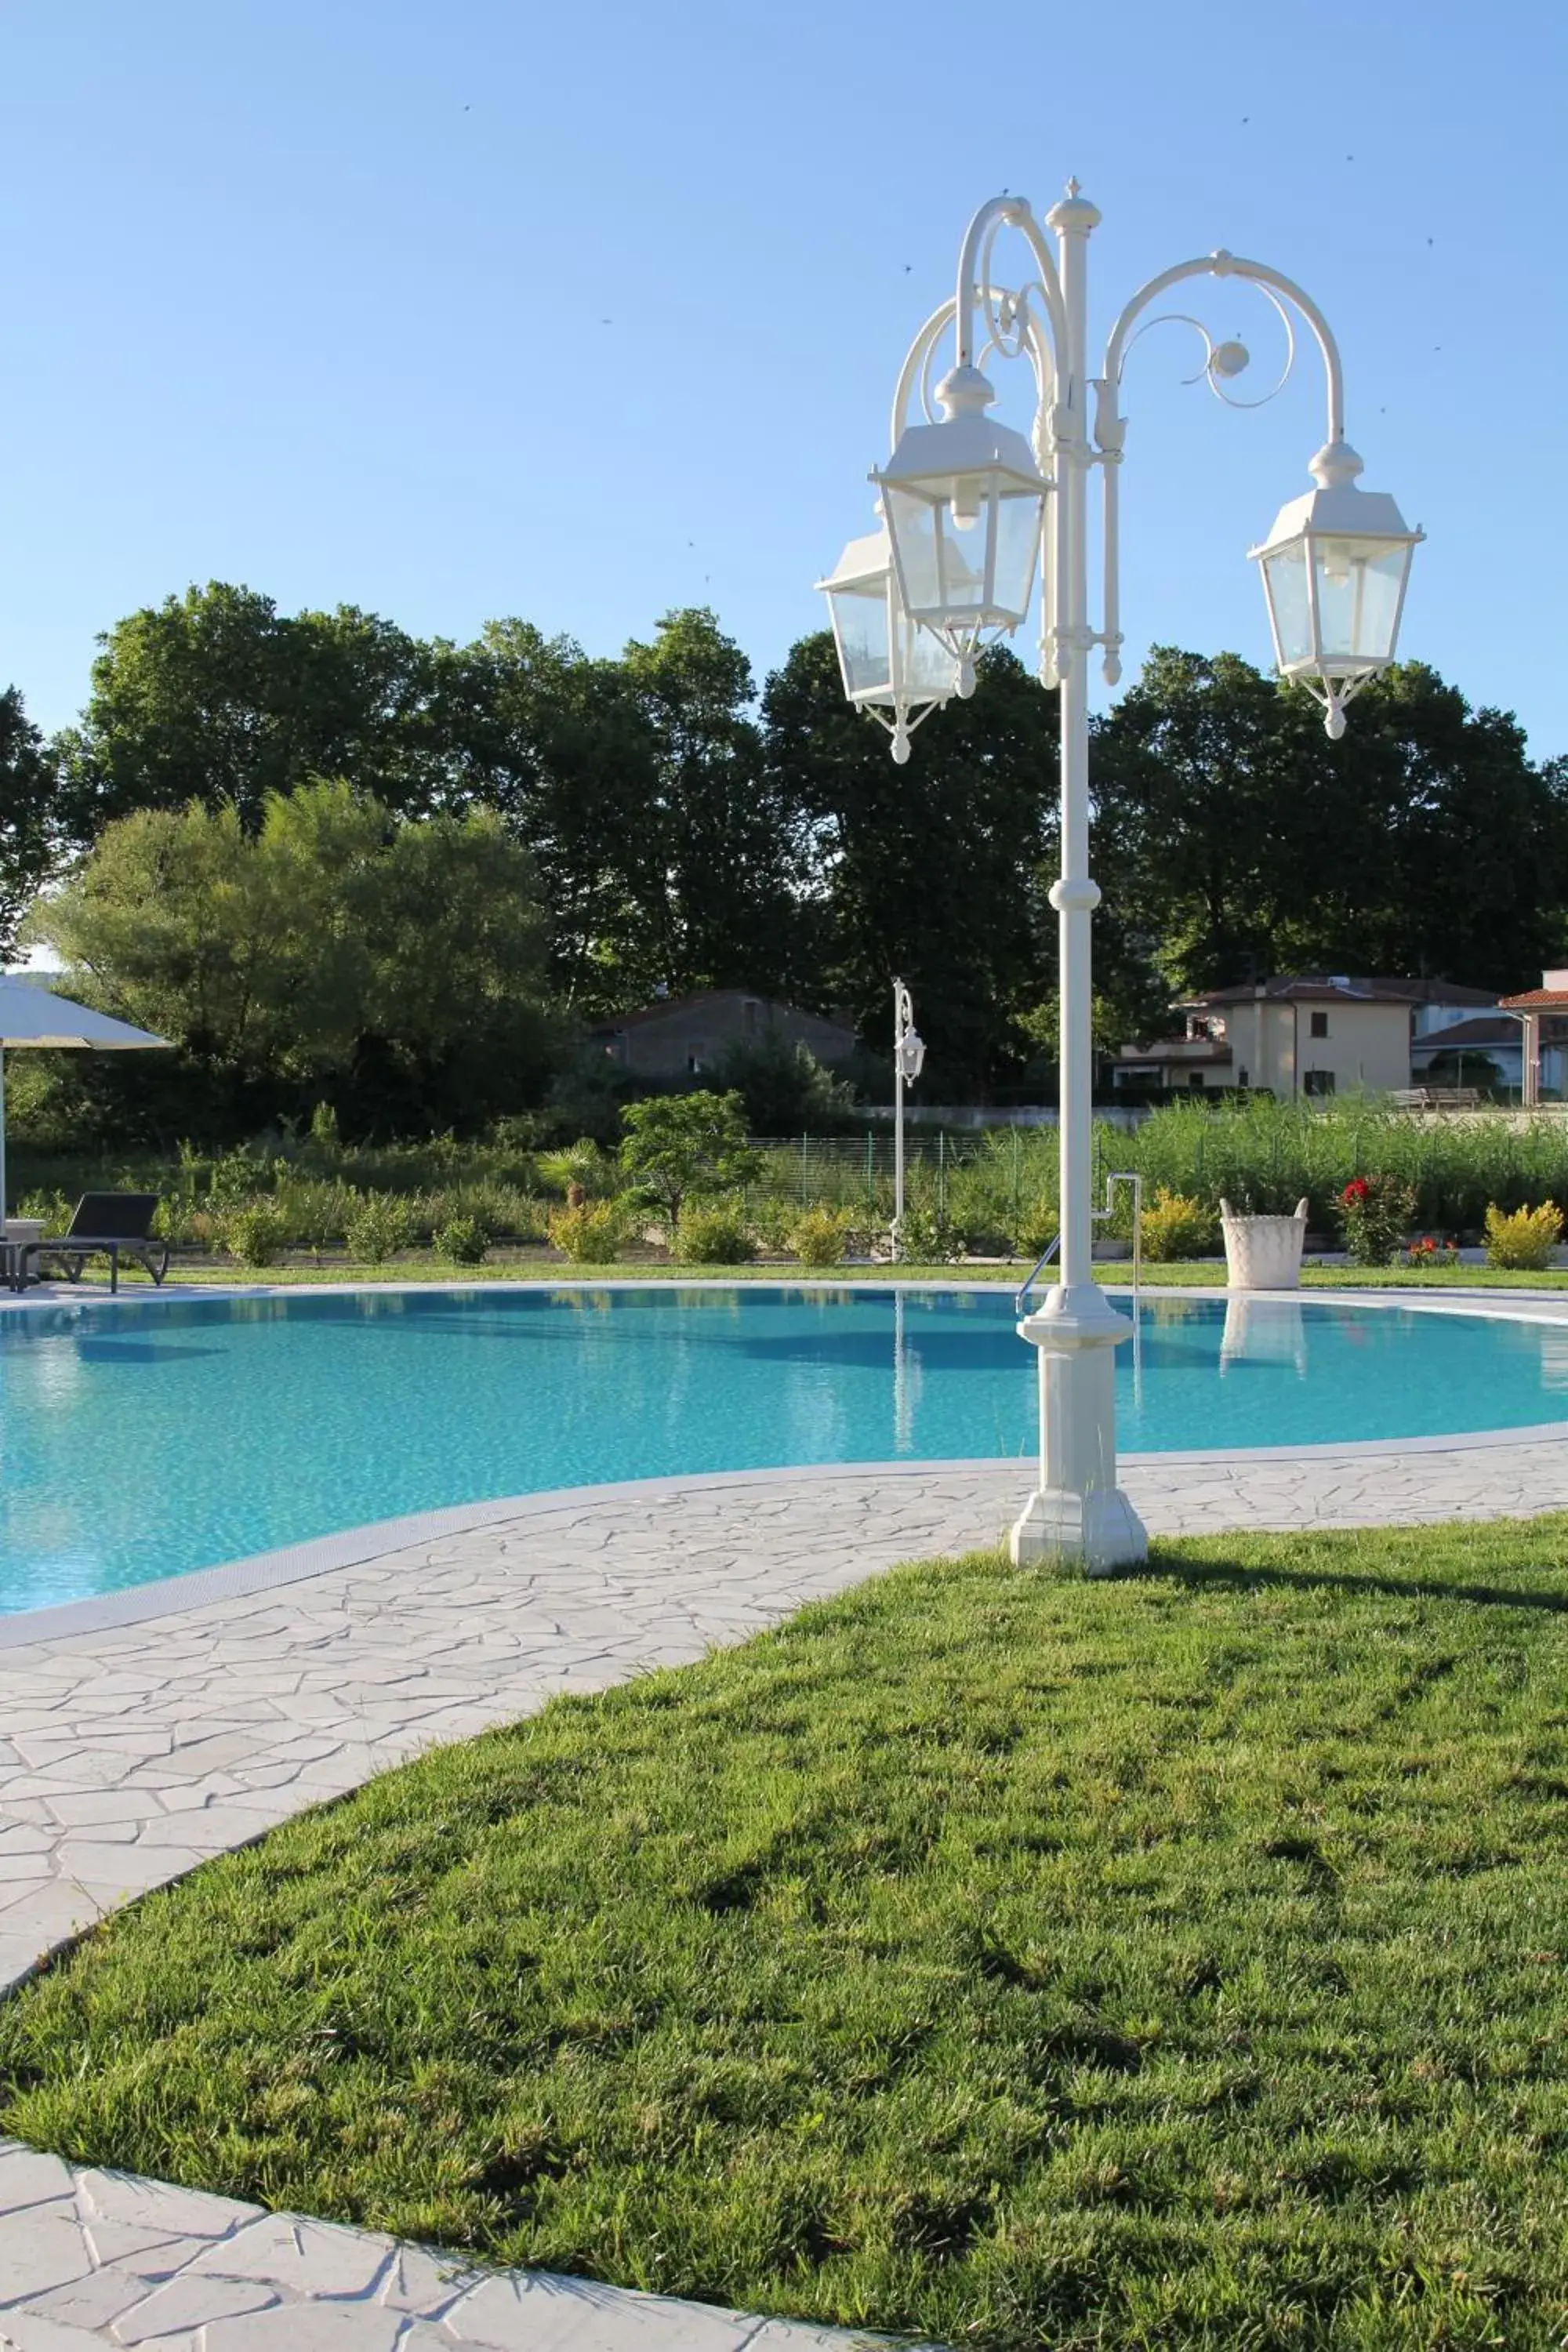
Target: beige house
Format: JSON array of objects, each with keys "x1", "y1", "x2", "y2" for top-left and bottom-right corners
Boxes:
[
  {"x1": 1113, "y1": 976, "x2": 1497, "y2": 1099},
  {"x1": 589, "y1": 990, "x2": 858, "y2": 1080}
]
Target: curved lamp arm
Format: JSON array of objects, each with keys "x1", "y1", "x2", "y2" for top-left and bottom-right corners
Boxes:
[
  {"x1": 1102, "y1": 249, "x2": 1345, "y2": 442},
  {"x1": 953, "y1": 197, "x2": 1069, "y2": 388},
  {"x1": 1094, "y1": 251, "x2": 1349, "y2": 683}
]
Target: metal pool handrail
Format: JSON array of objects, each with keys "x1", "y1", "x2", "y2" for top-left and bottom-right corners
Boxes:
[{"x1": 1015, "y1": 1171, "x2": 1143, "y2": 1315}]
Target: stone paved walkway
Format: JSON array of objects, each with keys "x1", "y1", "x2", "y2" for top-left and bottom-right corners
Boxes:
[{"x1": 5, "y1": 1393, "x2": 1568, "y2": 2350}]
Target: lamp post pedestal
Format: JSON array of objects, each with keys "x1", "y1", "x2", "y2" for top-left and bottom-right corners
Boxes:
[{"x1": 1010, "y1": 1286, "x2": 1149, "y2": 1574}]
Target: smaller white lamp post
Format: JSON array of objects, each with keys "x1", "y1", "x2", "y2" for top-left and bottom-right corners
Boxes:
[
  {"x1": 891, "y1": 978, "x2": 925, "y2": 1259},
  {"x1": 1250, "y1": 441, "x2": 1423, "y2": 738},
  {"x1": 817, "y1": 524, "x2": 961, "y2": 763}
]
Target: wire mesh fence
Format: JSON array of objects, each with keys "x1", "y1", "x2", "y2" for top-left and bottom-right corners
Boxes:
[
  {"x1": 746, "y1": 1130, "x2": 1068, "y2": 1250},
  {"x1": 746, "y1": 1102, "x2": 1568, "y2": 1246}
]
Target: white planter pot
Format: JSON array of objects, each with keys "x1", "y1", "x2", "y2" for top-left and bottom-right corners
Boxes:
[{"x1": 1219, "y1": 1197, "x2": 1309, "y2": 1291}]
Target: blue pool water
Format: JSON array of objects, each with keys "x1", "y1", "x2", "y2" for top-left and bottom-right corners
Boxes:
[{"x1": 2, "y1": 1285, "x2": 1565, "y2": 1615}]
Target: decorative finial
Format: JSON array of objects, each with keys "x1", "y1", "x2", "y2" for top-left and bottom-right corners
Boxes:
[{"x1": 1066, "y1": 176, "x2": 1080, "y2": 197}]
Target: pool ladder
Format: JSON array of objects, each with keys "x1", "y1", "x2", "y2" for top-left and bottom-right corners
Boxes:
[{"x1": 1015, "y1": 1171, "x2": 1143, "y2": 1316}]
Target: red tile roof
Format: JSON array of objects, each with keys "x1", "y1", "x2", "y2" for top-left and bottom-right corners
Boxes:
[
  {"x1": 1497, "y1": 990, "x2": 1568, "y2": 1009},
  {"x1": 1187, "y1": 975, "x2": 1497, "y2": 1009}
]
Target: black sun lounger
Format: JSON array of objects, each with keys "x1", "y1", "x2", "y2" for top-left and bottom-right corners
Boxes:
[{"x1": 13, "y1": 1192, "x2": 170, "y2": 1295}]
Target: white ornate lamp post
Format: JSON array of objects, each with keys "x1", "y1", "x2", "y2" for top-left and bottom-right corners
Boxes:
[
  {"x1": 891, "y1": 979, "x2": 925, "y2": 1259},
  {"x1": 818, "y1": 183, "x2": 1421, "y2": 1573}
]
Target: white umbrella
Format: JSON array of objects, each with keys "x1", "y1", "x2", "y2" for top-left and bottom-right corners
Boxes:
[{"x1": 0, "y1": 977, "x2": 168, "y2": 1221}]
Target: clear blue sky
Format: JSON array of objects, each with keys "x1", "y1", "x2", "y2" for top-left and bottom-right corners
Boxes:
[{"x1": 0, "y1": 0, "x2": 1559, "y2": 755}]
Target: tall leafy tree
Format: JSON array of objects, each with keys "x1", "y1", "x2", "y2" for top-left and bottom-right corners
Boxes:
[
  {"x1": 623, "y1": 608, "x2": 811, "y2": 1001},
  {"x1": 0, "y1": 688, "x2": 65, "y2": 959},
  {"x1": 27, "y1": 782, "x2": 553, "y2": 1134},
  {"x1": 432, "y1": 620, "x2": 667, "y2": 1013},
  {"x1": 1090, "y1": 648, "x2": 1568, "y2": 1006},
  {"x1": 762, "y1": 633, "x2": 1057, "y2": 1093},
  {"x1": 52, "y1": 583, "x2": 451, "y2": 838},
  {"x1": 1326, "y1": 663, "x2": 1568, "y2": 991},
  {"x1": 1088, "y1": 647, "x2": 1338, "y2": 997}
]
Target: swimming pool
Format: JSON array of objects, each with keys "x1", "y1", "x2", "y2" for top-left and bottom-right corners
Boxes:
[{"x1": 2, "y1": 1283, "x2": 1565, "y2": 1615}]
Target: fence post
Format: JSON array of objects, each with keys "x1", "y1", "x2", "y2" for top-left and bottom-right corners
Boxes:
[
  {"x1": 800, "y1": 1133, "x2": 809, "y2": 1206},
  {"x1": 938, "y1": 1130, "x2": 947, "y2": 1215},
  {"x1": 865, "y1": 1128, "x2": 874, "y2": 1206},
  {"x1": 1011, "y1": 1126, "x2": 1021, "y2": 1236}
]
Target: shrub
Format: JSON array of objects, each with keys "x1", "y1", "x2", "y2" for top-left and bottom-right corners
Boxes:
[
  {"x1": 207, "y1": 1148, "x2": 273, "y2": 1209},
  {"x1": 548, "y1": 1200, "x2": 625, "y2": 1264},
  {"x1": 434, "y1": 1215, "x2": 489, "y2": 1266},
  {"x1": 273, "y1": 1176, "x2": 356, "y2": 1254},
  {"x1": 898, "y1": 1201, "x2": 960, "y2": 1263},
  {"x1": 673, "y1": 1204, "x2": 757, "y2": 1265},
  {"x1": 344, "y1": 1191, "x2": 414, "y2": 1265},
  {"x1": 16, "y1": 1188, "x2": 71, "y2": 1236},
  {"x1": 1339, "y1": 1174, "x2": 1416, "y2": 1267},
  {"x1": 745, "y1": 1194, "x2": 797, "y2": 1253},
  {"x1": 224, "y1": 1202, "x2": 290, "y2": 1268},
  {"x1": 620, "y1": 1092, "x2": 760, "y2": 1224},
  {"x1": 1012, "y1": 1196, "x2": 1060, "y2": 1260},
  {"x1": 1139, "y1": 1187, "x2": 1218, "y2": 1262},
  {"x1": 1483, "y1": 1200, "x2": 1563, "y2": 1270},
  {"x1": 792, "y1": 1207, "x2": 850, "y2": 1268},
  {"x1": 537, "y1": 1141, "x2": 615, "y2": 1200}
]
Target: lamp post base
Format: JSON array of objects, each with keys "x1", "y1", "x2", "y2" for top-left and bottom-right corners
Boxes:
[
  {"x1": 1009, "y1": 1481, "x2": 1149, "y2": 1574},
  {"x1": 1009, "y1": 1290, "x2": 1149, "y2": 1577}
]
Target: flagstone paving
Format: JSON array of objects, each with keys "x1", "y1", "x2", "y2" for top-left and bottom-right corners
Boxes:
[{"x1": 5, "y1": 1399, "x2": 1568, "y2": 2350}]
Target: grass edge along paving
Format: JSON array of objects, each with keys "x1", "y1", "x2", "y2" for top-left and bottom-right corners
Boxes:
[
  {"x1": 6, "y1": 1523, "x2": 1568, "y2": 2348},
  {"x1": 79, "y1": 1252, "x2": 1568, "y2": 1293}
]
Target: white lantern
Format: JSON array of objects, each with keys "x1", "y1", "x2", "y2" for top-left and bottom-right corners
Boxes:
[
  {"x1": 1250, "y1": 440, "x2": 1422, "y2": 738},
  {"x1": 816, "y1": 523, "x2": 960, "y2": 762},
  {"x1": 872, "y1": 364, "x2": 1047, "y2": 695}
]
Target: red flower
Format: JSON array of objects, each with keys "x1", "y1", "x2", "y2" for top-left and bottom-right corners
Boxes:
[{"x1": 1343, "y1": 1178, "x2": 1370, "y2": 1204}]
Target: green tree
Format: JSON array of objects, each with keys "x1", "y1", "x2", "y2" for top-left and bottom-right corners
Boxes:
[
  {"x1": 1088, "y1": 647, "x2": 1335, "y2": 998},
  {"x1": 762, "y1": 633, "x2": 1056, "y2": 1095},
  {"x1": 1324, "y1": 663, "x2": 1568, "y2": 992},
  {"x1": 53, "y1": 583, "x2": 452, "y2": 839},
  {"x1": 1088, "y1": 649, "x2": 1568, "y2": 1009},
  {"x1": 618, "y1": 1090, "x2": 760, "y2": 1224},
  {"x1": 0, "y1": 688, "x2": 65, "y2": 959},
  {"x1": 435, "y1": 620, "x2": 668, "y2": 1012},
  {"x1": 27, "y1": 782, "x2": 552, "y2": 1136},
  {"x1": 624, "y1": 609, "x2": 811, "y2": 1001}
]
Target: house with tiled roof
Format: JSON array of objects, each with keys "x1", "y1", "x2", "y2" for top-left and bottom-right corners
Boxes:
[
  {"x1": 1496, "y1": 972, "x2": 1568, "y2": 1105},
  {"x1": 1112, "y1": 975, "x2": 1501, "y2": 1100}
]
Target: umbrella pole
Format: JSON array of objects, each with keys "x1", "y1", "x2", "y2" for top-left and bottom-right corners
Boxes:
[{"x1": 0, "y1": 1044, "x2": 7, "y2": 1225}]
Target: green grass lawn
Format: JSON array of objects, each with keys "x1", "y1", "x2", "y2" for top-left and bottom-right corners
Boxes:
[
  {"x1": 7, "y1": 1522, "x2": 1568, "y2": 2347},
  {"x1": 94, "y1": 1251, "x2": 1568, "y2": 1292}
]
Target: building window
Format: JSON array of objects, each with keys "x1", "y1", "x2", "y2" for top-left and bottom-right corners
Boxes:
[
  {"x1": 1303, "y1": 1069, "x2": 1335, "y2": 1097},
  {"x1": 1188, "y1": 1071, "x2": 1205, "y2": 1089},
  {"x1": 1310, "y1": 1011, "x2": 1329, "y2": 1038}
]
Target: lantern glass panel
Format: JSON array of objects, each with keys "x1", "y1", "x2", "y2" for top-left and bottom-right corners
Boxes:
[
  {"x1": 1260, "y1": 539, "x2": 1312, "y2": 670},
  {"x1": 898, "y1": 605, "x2": 960, "y2": 700},
  {"x1": 989, "y1": 487, "x2": 1044, "y2": 620},
  {"x1": 885, "y1": 485, "x2": 983, "y2": 624},
  {"x1": 1312, "y1": 538, "x2": 1409, "y2": 667},
  {"x1": 827, "y1": 579, "x2": 891, "y2": 701}
]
